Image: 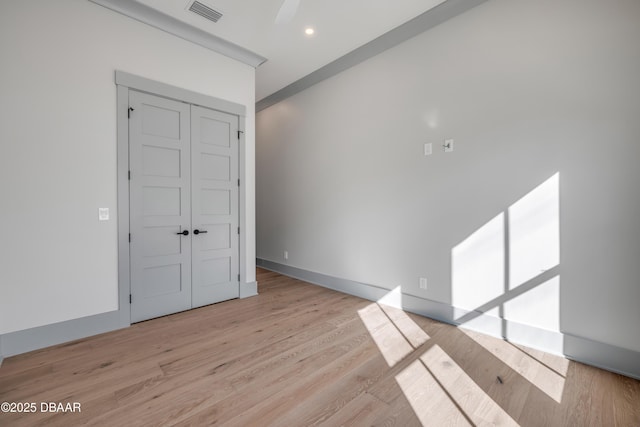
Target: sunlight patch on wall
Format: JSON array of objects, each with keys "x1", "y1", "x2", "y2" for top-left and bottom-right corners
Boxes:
[
  {"x1": 504, "y1": 277, "x2": 560, "y2": 332},
  {"x1": 452, "y1": 213, "x2": 505, "y2": 313},
  {"x1": 509, "y1": 173, "x2": 560, "y2": 288},
  {"x1": 456, "y1": 307, "x2": 503, "y2": 337},
  {"x1": 451, "y1": 173, "x2": 562, "y2": 347},
  {"x1": 377, "y1": 286, "x2": 402, "y2": 309}
]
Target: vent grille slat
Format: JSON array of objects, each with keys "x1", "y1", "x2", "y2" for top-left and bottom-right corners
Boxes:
[{"x1": 188, "y1": 1, "x2": 223, "y2": 23}]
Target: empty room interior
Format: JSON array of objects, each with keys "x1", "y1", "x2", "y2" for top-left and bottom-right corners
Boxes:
[{"x1": 1, "y1": 0, "x2": 639, "y2": 425}]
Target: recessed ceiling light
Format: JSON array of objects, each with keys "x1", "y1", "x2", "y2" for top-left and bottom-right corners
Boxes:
[{"x1": 304, "y1": 27, "x2": 315, "y2": 36}]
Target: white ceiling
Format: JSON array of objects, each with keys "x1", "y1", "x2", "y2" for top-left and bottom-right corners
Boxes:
[{"x1": 135, "y1": 0, "x2": 447, "y2": 101}]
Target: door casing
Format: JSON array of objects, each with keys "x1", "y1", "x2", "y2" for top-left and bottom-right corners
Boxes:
[{"x1": 116, "y1": 71, "x2": 249, "y2": 327}]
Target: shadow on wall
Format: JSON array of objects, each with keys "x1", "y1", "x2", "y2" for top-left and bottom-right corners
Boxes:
[{"x1": 450, "y1": 173, "x2": 562, "y2": 353}]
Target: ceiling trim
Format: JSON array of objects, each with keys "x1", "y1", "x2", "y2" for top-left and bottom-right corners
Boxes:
[
  {"x1": 89, "y1": 0, "x2": 267, "y2": 68},
  {"x1": 256, "y1": 0, "x2": 488, "y2": 112}
]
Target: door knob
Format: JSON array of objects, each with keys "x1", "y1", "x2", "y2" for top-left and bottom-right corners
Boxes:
[
  {"x1": 176, "y1": 230, "x2": 189, "y2": 236},
  {"x1": 193, "y1": 229, "x2": 208, "y2": 235}
]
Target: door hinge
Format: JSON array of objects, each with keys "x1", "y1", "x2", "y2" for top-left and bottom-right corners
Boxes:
[
  {"x1": 237, "y1": 227, "x2": 240, "y2": 235},
  {"x1": 237, "y1": 130, "x2": 244, "y2": 139},
  {"x1": 237, "y1": 178, "x2": 240, "y2": 187},
  {"x1": 128, "y1": 233, "x2": 131, "y2": 242},
  {"x1": 237, "y1": 274, "x2": 240, "y2": 282},
  {"x1": 128, "y1": 107, "x2": 134, "y2": 119},
  {"x1": 129, "y1": 294, "x2": 132, "y2": 304},
  {"x1": 128, "y1": 170, "x2": 131, "y2": 180}
]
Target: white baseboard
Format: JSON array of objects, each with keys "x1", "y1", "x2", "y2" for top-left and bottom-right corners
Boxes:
[
  {"x1": 240, "y1": 280, "x2": 258, "y2": 298},
  {"x1": 0, "y1": 309, "x2": 127, "y2": 359}
]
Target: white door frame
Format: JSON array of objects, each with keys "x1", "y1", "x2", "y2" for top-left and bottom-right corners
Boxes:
[{"x1": 116, "y1": 71, "x2": 250, "y2": 326}]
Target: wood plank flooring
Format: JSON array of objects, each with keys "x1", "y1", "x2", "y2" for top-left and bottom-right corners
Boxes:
[{"x1": 1, "y1": 268, "x2": 639, "y2": 426}]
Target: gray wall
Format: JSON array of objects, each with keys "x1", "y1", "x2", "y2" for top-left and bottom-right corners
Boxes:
[
  {"x1": 257, "y1": 0, "x2": 640, "y2": 355},
  {"x1": 0, "y1": 0, "x2": 256, "y2": 337}
]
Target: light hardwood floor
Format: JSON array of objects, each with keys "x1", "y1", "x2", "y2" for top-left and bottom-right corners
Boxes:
[{"x1": 1, "y1": 268, "x2": 639, "y2": 426}]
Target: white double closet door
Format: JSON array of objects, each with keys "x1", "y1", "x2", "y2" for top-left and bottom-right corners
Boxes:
[{"x1": 129, "y1": 90, "x2": 239, "y2": 322}]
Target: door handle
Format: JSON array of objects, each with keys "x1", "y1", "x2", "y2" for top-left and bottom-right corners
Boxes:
[
  {"x1": 176, "y1": 230, "x2": 189, "y2": 236},
  {"x1": 193, "y1": 229, "x2": 207, "y2": 235}
]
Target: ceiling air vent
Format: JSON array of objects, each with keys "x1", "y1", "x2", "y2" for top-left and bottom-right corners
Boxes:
[{"x1": 188, "y1": 1, "x2": 223, "y2": 23}]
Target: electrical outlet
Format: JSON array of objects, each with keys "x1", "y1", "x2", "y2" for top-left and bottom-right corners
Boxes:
[
  {"x1": 284, "y1": 251, "x2": 288, "y2": 260},
  {"x1": 419, "y1": 277, "x2": 428, "y2": 290}
]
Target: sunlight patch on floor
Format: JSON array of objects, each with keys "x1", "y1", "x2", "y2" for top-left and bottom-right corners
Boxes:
[
  {"x1": 461, "y1": 328, "x2": 567, "y2": 403},
  {"x1": 395, "y1": 359, "x2": 472, "y2": 426},
  {"x1": 514, "y1": 342, "x2": 569, "y2": 376},
  {"x1": 420, "y1": 345, "x2": 520, "y2": 426},
  {"x1": 378, "y1": 303, "x2": 430, "y2": 348},
  {"x1": 358, "y1": 299, "x2": 521, "y2": 426},
  {"x1": 357, "y1": 303, "x2": 414, "y2": 367},
  {"x1": 358, "y1": 289, "x2": 430, "y2": 367}
]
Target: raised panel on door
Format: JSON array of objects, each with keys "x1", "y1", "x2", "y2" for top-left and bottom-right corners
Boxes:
[
  {"x1": 129, "y1": 90, "x2": 192, "y2": 322},
  {"x1": 191, "y1": 105, "x2": 239, "y2": 308}
]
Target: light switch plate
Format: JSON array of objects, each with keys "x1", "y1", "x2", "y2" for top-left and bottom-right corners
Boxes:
[
  {"x1": 424, "y1": 143, "x2": 432, "y2": 156},
  {"x1": 98, "y1": 208, "x2": 109, "y2": 221}
]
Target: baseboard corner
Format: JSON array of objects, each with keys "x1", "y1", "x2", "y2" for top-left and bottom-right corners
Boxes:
[{"x1": 240, "y1": 280, "x2": 258, "y2": 298}]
